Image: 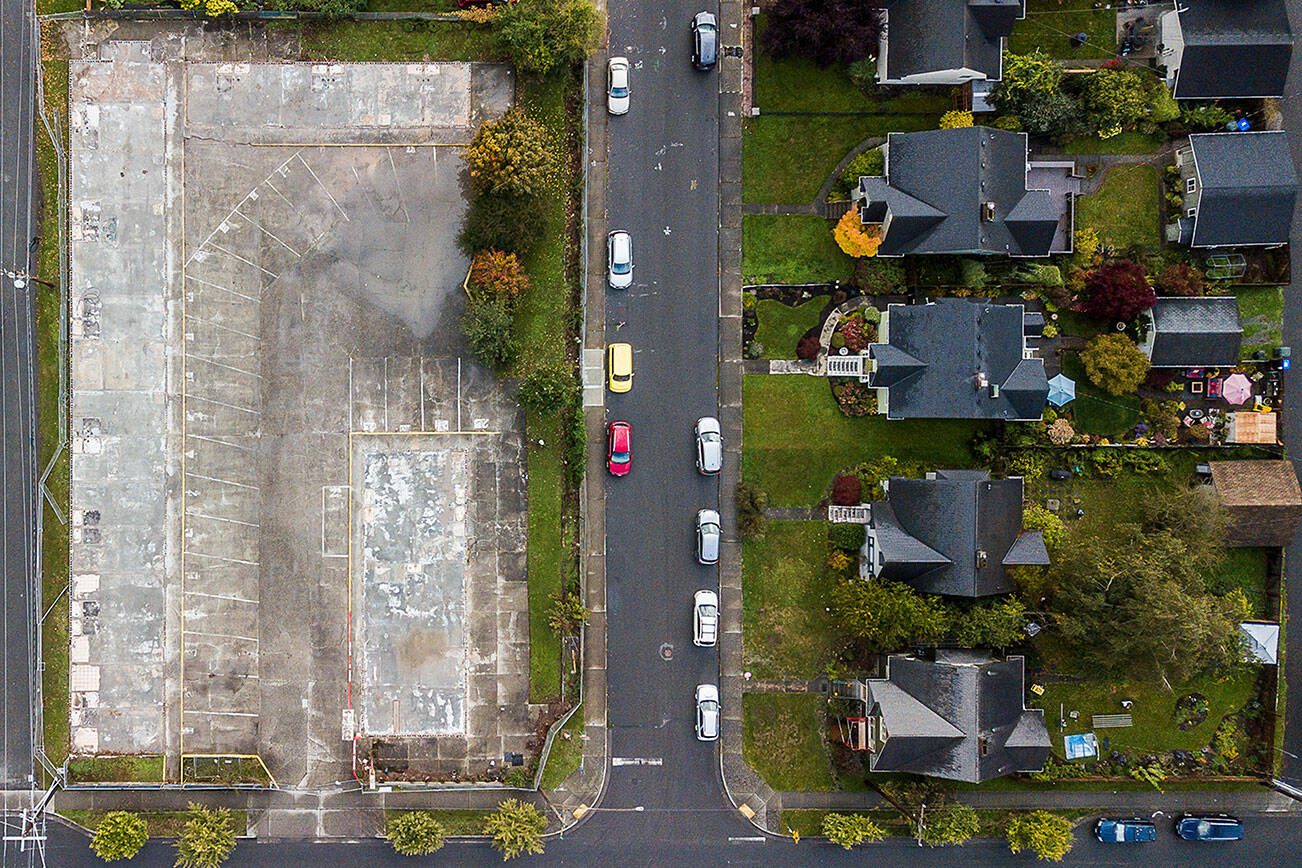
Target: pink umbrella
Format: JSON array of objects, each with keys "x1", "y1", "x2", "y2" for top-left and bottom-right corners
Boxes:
[{"x1": 1222, "y1": 372, "x2": 1253, "y2": 406}]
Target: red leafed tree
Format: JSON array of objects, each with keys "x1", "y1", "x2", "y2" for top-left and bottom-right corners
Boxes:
[
  {"x1": 1083, "y1": 260, "x2": 1155, "y2": 323},
  {"x1": 762, "y1": 0, "x2": 885, "y2": 68},
  {"x1": 831, "y1": 474, "x2": 863, "y2": 506}
]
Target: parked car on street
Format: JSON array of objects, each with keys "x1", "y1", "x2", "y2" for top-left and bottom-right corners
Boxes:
[
  {"x1": 691, "y1": 12, "x2": 718, "y2": 70},
  {"x1": 607, "y1": 421, "x2": 632, "y2": 476},
  {"x1": 607, "y1": 342, "x2": 633, "y2": 393},
  {"x1": 1095, "y1": 818, "x2": 1156, "y2": 843},
  {"x1": 607, "y1": 56, "x2": 630, "y2": 115},
  {"x1": 1176, "y1": 814, "x2": 1244, "y2": 842},
  {"x1": 607, "y1": 230, "x2": 633, "y2": 289},
  {"x1": 694, "y1": 416, "x2": 722, "y2": 474},
  {"x1": 696, "y1": 508, "x2": 720, "y2": 564},
  {"x1": 695, "y1": 683, "x2": 720, "y2": 741},
  {"x1": 693, "y1": 589, "x2": 718, "y2": 646}
]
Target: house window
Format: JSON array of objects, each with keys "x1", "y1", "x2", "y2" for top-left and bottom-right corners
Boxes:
[
  {"x1": 1186, "y1": 207, "x2": 1197, "y2": 219},
  {"x1": 1185, "y1": 177, "x2": 1197, "y2": 193},
  {"x1": 864, "y1": 534, "x2": 876, "y2": 576}
]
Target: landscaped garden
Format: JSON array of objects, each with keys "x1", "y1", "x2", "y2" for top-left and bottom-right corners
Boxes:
[
  {"x1": 750, "y1": 297, "x2": 826, "y2": 359},
  {"x1": 1007, "y1": 0, "x2": 1117, "y2": 60}
]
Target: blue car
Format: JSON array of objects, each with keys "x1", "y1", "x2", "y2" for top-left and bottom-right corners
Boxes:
[
  {"x1": 1095, "y1": 818, "x2": 1156, "y2": 843},
  {"x1": 1176, "y1": 814, "x2": 1244, "y2": 841}
]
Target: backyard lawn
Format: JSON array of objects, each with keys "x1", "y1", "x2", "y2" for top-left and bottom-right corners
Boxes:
[
  {"x1": 1073, "y1": 164, "x2": 1161, "y2": 253},
  {"x1": 299, "y1": 20, "x2": 499, "y2": 62},
  {"x1": 753, "y1": 297, "x2": 826, "y2": 359},
  {"x1": 1062, "y1": 132, "x2": 1166, "y2": 155},
  {"x1": 742, "y1": 215, "x2": 854, "y2": 286},
  {"x1": 1031, "y1": 668, "x2": 1258, "y2": 757},
  {"x1": 1008, "y1": 0, "x2": 1118, "y2": 60},
  {"x1": 1236, "y1": 285, "x2": 1285, "y2": 359},
  {"x1": 1060, "y1": 353, "x2": 1139, "y2": 437},
  {"x1": 742, "y1": 521, "x2": 837, "y2": 679},
  {"x1": 742, "y1": 694, "x2": 835, "y2": 791},
  {"x1": 1208, "y1": 547, "x2": 1271, "y2": 619},
  {"x1": 742, "y1": 375, "x2": 991, "y2": 506}
]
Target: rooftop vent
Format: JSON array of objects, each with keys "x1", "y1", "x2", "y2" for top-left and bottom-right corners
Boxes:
[
  {"x1": 981, "y1": 201, "x2": 996, "y2": 222},
  {"x1": 976, "y1": 549, "x2": 988, "y2": 569}
]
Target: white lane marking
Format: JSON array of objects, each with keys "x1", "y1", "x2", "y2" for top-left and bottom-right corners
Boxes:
[
  {"x1": 611, "y1": 757, "x2": 663, "y2": 766},
  {"x1": 729, "y1": 837, "x2": 766, "y2": 843}
]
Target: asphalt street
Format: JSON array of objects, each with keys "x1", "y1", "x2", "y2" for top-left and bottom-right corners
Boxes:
[
  {"x1": 36, "y1": 812, "x2": 1302, "y2": 866},
  {"x1": 0, "y1": 0, "x2": 39, "y2": 794},
  {"x1": 593, "y1": 0, "x2": 745, "y2": 848}
]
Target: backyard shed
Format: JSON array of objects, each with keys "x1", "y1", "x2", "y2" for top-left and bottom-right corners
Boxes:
[{"x1": 1209, "y1": 459, "x2": 1302, "y2": 546}]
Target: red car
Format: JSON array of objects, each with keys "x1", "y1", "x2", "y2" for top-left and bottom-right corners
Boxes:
[{"x1": 607, "y1": 421, "x2": 632, "y2": 476}]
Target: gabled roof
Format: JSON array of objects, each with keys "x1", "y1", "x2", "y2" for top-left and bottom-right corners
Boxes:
[
  {"x1": 868, "y1": 299, "x2": 1047, "y2": 420},
  {"x1": 866, "y1": 653, "x2": 1050, "y2": 783},
  {"x1": 1210, "y1": 460, "x2": 1302, "y2": 507},
  {"x1": 1173, "y1": 0, "x2": 1293, "y2": 98},
  {"x1": 1189, "y1": 133, "x2": 1297, "y2": 247},
  {"x1": 871, "y1": 470, "x2": 1037, "y2": 597},
  {"x1": 1147, "y1": 296, "x2": 1242, "y2": 367},
  {"x1": 858, "y1": 127, "x2": 1059, "y2": 257},
  {"x1": 883, "y1": 0, "x2": 1024, "y2": 82}
]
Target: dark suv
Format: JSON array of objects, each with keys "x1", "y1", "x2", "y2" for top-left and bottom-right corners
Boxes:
[{"x1": 691, "y1": 12, "x2": 718, "y2": 70}]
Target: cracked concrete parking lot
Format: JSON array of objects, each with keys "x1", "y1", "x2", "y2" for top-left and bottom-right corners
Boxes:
[{"x1": 67, "y1": 29, "x2": 531, "y2": 787}]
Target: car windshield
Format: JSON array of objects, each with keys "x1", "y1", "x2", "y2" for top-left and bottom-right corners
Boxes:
[
  {"x1": 701, "y1": 431, "x2": 720, "y2": 442},
  {"x1": 611, "y1": 449, "x2": 629, "y2": 462},
  {"x1": 611, "y1": 86, "x2": 628, "y2": 97},
  {"x1": 699, "y1": 604, "x2": 717, "y2": 618},
  {"x1": 612, "y1": 260, "x2": 630, "y2": 274}
]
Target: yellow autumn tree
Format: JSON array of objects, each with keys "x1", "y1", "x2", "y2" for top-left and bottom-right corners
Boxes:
[
  {"x1": 463, "y1": 109, "x2": 554, "y2": 198},
  {"x1": 834, "y1": 209, "x2": 881, "y2": 258},
  {"x1": 180, "y1": 0, "x2": 239, "y2": 15},
  {"x1": 939, "y1": 110, "x2": 974, "y2": 129}
]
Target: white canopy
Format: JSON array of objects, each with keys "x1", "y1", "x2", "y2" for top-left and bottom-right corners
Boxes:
[{"x1": 1240, "y1": 621, "x2": 1280, "y2": 665}]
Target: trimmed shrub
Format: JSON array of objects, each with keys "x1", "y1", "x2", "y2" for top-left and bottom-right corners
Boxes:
[
  {"x1": 831, "y1": 474, "x2": 863, "y2": 506},
  {"x1": 829, "y1": 522, "x2": 867, "y2": 551}
]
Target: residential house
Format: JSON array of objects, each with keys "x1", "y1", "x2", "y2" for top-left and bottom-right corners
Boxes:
[
  {"x1": 862, "y1": 470, "x2": 1048, "y2": 597},
  {"x1": 867, "y1": 298, "x2": 1048, "y2": 420},
  {"x1": 1209, "y1": 460, "x2": 1302, "y2": 547},
  {"x1": 855, "y1": 127, "x2": 1077, "y2": 257},
  {"x1": 1158, "y1": 0, "x2": 1293, "y2": 99},
  {"x1": 860, "y1": 650, "x2": 1051, "y2": 783},
  {"x1": 1172, "y1": 132, "x2": 1297, "y2": 248},
  {"x1": 875, "y1": 0, "x2": 1025, "y2": 86},
  {"x1": 1141, "y1": 296, "x2": 1242, "y2": 368}
]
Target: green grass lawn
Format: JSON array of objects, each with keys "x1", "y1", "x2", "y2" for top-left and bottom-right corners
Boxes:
[
  {"x1": 742, "y1": 521, "x2": 837, "y2": 678},
  {"x1": 299, "y1": 20, "x2": 499, "y2": 62},
  {"x1": 1060, "y1": 354, "x2": 1139, "y2": 437},
  {"x1": 539, "y1": 705, "x2": 584, "y2": 791},
  {"x1": 1208, "y1": 548, "x2": 1271, "y2": 619},
  {"x1": 1032, "y1": 668, "x2": 1258, "y2": 756},
  {"x1": 1008, "y1": 0, "x2": 1118, "y2": 60},
  {"x1": 1074, "y1": 165, "x2": 1160, "y2": 253},
  {"x1": 753, "y1": 298, "x2": 826, "y2": 359},
  {"x1": 742, "y1": 375, "x2": 990, "y2": 506},
  {"x1": 67, "y1": 755, "x2": 166, "y2": 784},
  {"x1": 742, "y1": 694, "x2": 835, "y2": 791},
  {"x1": 385, "y1": 809, "x2": 496, "y2": 836},
  {"x1": 1236, "y1": 286, "x2": 1285, "y2": 359},
  {"x1": 743, "y1": 216, "x2": 853, "y2": 286},
  {"x1": 781, "y1": 808, "x2": 907, "y2": 837},
  {"x1": 752, "y1": 18, "x2": 953, "y2": 116},
  {"x1": 61, "y1": 809, "x2": 248, "y2": 838},
  {"x1": 743, "y1": 114, "x2": 939, "y2": 204},
  {"x1": 36, "y1": 22, "x2": 70, "y2": 774}
]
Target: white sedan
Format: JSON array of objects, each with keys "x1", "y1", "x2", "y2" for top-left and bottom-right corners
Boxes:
[
  {"x1": 693, "y1": 589, "x2": 718, "y2": 647},
  {"x1": 607, "y1": 230, "x2": 633, "y2": 289},
  {"x1": 607, "y1": 57, "x2": 630, "y2": 115}
]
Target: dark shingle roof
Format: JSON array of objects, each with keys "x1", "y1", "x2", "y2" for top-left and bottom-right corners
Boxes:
[
  {"x1": 871, "y1": 470, "x2": 1035, "y2": 597},
  {"x1": 884, "y1": 0, "x2": 1024, "y2": 81},
  {"x1": 868, "y1": 299, "x2": 1047, "y2": 420},
  {"x1": 1174, "y1": 0, "x2": 1293, "y2": 98},
  {"x1": 858, "y1": 127, "x2": 1058, "y2": 256},
  {"x1": 1189, "y1": 133, "x2": 1297, "y2": 247},
  {"x1": 1147, "y1": 296, "x2": 1242, "y2": 367},
  {"x1": 867, "y1": 653, "x2": 1050, "y2": 783},
  {"x1": 1003, "y1": 530, "x2": 1050, "y2": 566}
]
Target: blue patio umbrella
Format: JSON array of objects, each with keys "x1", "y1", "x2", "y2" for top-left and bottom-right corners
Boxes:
[{"x1": 1047, "y1": 373, "x2": 1076, "y2": 408}]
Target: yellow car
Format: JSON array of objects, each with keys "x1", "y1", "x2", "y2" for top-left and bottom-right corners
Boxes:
[{"x1": 607, "y1": 342, "x2": 633, "y2": 393}]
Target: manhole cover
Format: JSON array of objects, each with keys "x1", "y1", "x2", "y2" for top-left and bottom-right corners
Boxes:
[{"x1": 659, "y1": 643, "x2": 674, "y2": 661}]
